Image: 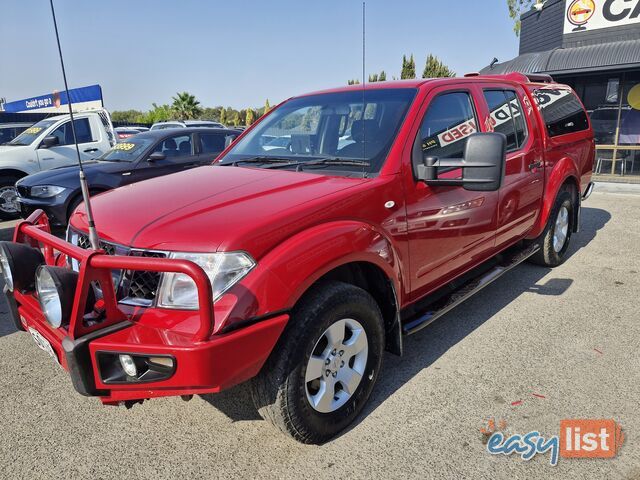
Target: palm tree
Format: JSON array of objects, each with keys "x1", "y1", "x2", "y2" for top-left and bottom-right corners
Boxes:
[{"x1": 171, "y1": 92, "x2": 203, "y2": 120}]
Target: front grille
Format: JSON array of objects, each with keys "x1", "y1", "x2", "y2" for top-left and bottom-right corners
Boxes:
[
  {"x1": 16, "y1": 185, "x2": 30, "y2": 197},
  {"x1": 126, "y1": 251, "x2": 167, "y2": 301},
  {"x1": 76, "y1": 233, "x2": 117, "y2": 256},
  {"x1": 72, "y1": 231, "x2": 166, "y2": 304}
]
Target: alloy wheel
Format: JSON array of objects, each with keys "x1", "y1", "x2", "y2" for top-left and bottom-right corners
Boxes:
[
  {"x1": 305, "y1": 318, "x2": 369, "y2": 413},
  {"x1": 553, "y1": 205, "x2": 569, "y2": 253}
]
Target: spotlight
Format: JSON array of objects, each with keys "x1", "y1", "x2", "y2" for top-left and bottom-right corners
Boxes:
[
  {"x1": 0, "y1": 241, "x2": 45, "y2": 292},
  {"x1": 35, "y1": 266, "x2": 78, "y2": 328}
]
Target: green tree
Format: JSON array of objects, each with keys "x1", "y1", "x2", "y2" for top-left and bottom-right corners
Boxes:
[
  {"x1": 171, "y1": 91, "x2": 203, "y2": 120},
  {"x1": 401, "y1": 54, "x2": 416, "y2": 79},
  {"x1": 141, "y1": 103, "x2": 173, "y2": 123},
  {"x1": 422, "y1": 54, "x2": 456, "y2": 78},
  {"x1": 347, "y1": 79, "x2": 361, "y2": 85},
  {"x1": 264, "y1": 99, "x2": 271, "y2": 113},
  {"x1": 111, "y1": 110, "x2": 143, "y2": 123},
  {"x1": 368, "y1": 73, "x2": 379, "y2": 83},
  {"x1": 219, "y1": 107, "x2": 227, "y2": 125},
  {"x1": 232, "y1": 110, "x2": 241, "y2": 127},
  {"x1": 379, "y1": 70, "x2": 387, "y2": 81},
  {"x1": 246, "y1": 108, "x2": 255, "y2": 126},
  {"x1": 507, "y1": 0, "x2": 537, "y2": 36}
]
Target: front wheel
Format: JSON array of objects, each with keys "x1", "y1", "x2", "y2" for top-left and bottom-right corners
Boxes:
[
  {"x1": 0, "y1": 176, "x2": 21, "y2": 221},
  {"x1": 529, "y1": 189, "x2": 574, "y2": 267},
  {"x1": 250, "y1": 281, "x2": 385, "y2": 444}
]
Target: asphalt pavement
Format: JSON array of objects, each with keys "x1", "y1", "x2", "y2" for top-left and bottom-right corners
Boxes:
[{"x1": 0, "y1": 189, "x2": 638, "y2": 479}]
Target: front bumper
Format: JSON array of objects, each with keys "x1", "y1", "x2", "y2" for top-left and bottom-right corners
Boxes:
[
  {"x1": 17, "y1": 195, "x2": 70, "y2": 227},
  {"x1": 5, "y1": 210, "x2": 289, "y2": 404},
  {"x1": 8, "y1": 288, "x2": 288, "y2": 402}
]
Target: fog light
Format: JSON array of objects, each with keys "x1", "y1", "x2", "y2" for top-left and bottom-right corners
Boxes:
[
  {"x1": 119, "y1": 354, "x2": 138, "y2": 377},
  {"x1": 35, "y1": 266, "x2": 78, "y2": 328},
  {"x1": 0, "y1": 241, "x2": 45, "y2": 292}
]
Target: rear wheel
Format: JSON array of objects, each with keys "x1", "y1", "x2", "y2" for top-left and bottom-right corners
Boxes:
[
  {"x1": 529, "y1": 188, "x2": 574, "y2": 267},
  {"x1": 0, "y1": 176, "x2": 21, "y2": 221},
  {"x1": 250, "y1": 281, "x2": 384, "y2": 444}
]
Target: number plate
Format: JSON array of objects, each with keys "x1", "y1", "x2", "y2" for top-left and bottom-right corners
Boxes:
[{"x1": 28, "y1": 327, "x2": 59, "y2": 364}]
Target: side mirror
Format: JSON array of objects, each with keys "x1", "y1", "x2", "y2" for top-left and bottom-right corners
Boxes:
[
  {"x1": 147, "y1": 151, "x2": 166, "y2": 162},
  {"x1": 41, "y1": 135, "x2": 60, "y2": 148},
  {"x1": 416, "y1": 133, "x2": 506, "y2": 192}
]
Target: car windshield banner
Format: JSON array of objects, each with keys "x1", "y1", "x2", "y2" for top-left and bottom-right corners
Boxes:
[{"x1": 1, "y1": 84, "x2": 103, "y2": 113}]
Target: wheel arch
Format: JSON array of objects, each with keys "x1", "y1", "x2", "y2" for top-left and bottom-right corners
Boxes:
[
  {"x1": 528, "y1": 157, "x2": 581, "y2": 239},
  {"x1": 256, "y1": 220, "x2": 406, "y2": 355},
  {"x1": 0, "y1": 168, "x2": 30, "y2": 181}
]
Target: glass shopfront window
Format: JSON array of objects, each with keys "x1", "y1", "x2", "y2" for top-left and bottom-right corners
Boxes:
[{"x1": 564, "y1": 72, "x2": 640, "y2": 178}]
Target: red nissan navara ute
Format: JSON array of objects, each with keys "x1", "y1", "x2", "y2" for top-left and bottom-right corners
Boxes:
[{"x1": 2, "y1": 72, "x2": 594, "y2": 444}]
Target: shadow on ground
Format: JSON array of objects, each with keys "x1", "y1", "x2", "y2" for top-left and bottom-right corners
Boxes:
[{"x1": 200, "y1": 207, "x2": 611, "y2": 430}]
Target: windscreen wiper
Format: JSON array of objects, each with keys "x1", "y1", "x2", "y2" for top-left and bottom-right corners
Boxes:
[
  {"x1": 225, "y1": 156, "x2": 294, "y2": 167},
  {"x1": 263, "y1": 157, "x2": 370, "y2": 171}
]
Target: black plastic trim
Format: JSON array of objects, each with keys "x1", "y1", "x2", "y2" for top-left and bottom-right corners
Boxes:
[
  {"x1": 62, "y1": 321, "x2": 132, "y2": 397},
  {"x1": 3, "y1": 286, "x2": 24, "y2": 332}
]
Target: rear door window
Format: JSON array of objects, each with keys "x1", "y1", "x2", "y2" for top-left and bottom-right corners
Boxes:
[
  {"x1": 199, "y1": 133, "x2": 234, "y2": 155},
  {"x1": 49, "y1": 118, "x2": 95, "y2": 145},
  {"x1": 483, "y1": 89, "x2": 528, "y2": 151},
  {"x1": 534, "y1": 89, "x2": 589, "y2": 137}
]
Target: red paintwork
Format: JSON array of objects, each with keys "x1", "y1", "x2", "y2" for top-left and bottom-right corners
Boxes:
[{"x1": 11, "y1": 74, "x2": 593, "y2": 405}]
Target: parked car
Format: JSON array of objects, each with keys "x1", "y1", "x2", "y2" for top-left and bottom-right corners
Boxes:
[
  {"x1": 3, "y1": 73, "x2": 594, "y2": 445},
  {"x1": 16, "y1": 127, "x2": 240, "y2": 226},
  {"x1": 150, "y1": 120, "x2": 225, "y2": 130},
  {"x1": 0, "y1": 110, "x2": 116, "y2": 219},
  {"x1": 0, "y1": 122, "x2": 33, "y2": 145},
  {"x1": 114, "y1": 127, "x2": 143, "y2": 141},
  {"x1": 262, "y1": 134, "x2": 291, "y2": 151}
]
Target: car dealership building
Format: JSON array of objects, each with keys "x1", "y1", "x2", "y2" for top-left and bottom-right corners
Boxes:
[{"x1": 482, "y1": 0, "x2": 640, "y2": 180}]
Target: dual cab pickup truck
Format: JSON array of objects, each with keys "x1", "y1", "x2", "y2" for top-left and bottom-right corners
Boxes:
[
  {"x1": 0, "y1": 110, "x2": 115, "y2": 219},
  {"x1": 2, "y1": 73, "x2": 594, "y2": 444}
]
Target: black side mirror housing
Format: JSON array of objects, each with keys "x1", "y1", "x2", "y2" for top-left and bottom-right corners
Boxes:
[
  {"x1": 41, "y1": 135, "x2": 60, "y2": 148},
  {"x1": 415, "y1": 133, "x2": 506, "y2": 192},
  {"x1": 147, "y1": 151, "x2": 166, "y2": 162}
]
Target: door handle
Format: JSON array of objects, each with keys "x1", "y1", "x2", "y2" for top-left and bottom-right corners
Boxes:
[
  {"x1": 84, "y1": 148, "x2": 99, "y2": 153},
  {"x1": 528, "y1": 161, "x2": 543, "y2": 171}
]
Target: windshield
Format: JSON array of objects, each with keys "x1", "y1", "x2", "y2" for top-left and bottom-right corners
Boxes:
[
  {"x1": 98, "y1": 137, "x2": 155, "y2": 162},
  {"x1": 7, "y1": 119, "x2": 57, "y2": 145},
  {"x1": 220, "y1": 88, "x2": 416, "y2": 175}
]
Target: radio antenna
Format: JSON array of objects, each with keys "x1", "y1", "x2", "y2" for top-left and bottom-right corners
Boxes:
[
  {"x1": 361, "y1": 1, "x2": 367, "y2": 178},
  {"x1": 49, "y1": 0, "x2": 100, "y2": 250}
]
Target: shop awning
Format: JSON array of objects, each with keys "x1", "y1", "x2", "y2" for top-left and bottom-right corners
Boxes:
[{"x1": 481, "y1": 39, "x2": 640, "y2": 76}]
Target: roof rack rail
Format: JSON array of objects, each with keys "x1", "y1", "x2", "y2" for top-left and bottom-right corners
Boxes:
[{"x1": 524, "y1": 73, "x2": 554, "y2": 83}]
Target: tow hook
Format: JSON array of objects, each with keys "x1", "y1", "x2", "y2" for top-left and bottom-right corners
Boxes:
[
  {"x1": 123, "y1": 399, "x2": 144, "y2": 409},
  {"x1": 181, "y1": 395, "x2": 194, "y2": 402}
]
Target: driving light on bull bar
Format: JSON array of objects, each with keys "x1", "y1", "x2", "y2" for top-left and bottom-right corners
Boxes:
[
  {"x1": 0, "y1": 241, "x2": 45, "y2": 292},
  {"x1": 119, "y1": 354, "x2": 137, "y2": 377},
  {"x1": 35, "y1": 266, "x2": 78, "y2": 328},
  {"x1": 157, "y1": 252, "x2": 255, "y2": 309}
]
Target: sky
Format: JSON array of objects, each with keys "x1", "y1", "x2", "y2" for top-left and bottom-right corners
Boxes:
[{"x1": 0, "y1": 1, "x2": 520, "y2": 112}]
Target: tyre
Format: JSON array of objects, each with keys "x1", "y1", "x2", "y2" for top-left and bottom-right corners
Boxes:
[
  {"x1": 0, "y1": 176, "x2": 21, "y2": 221},
  {"x1": 250, "y1": 281, "x2": 385, "y2": 444},
  {"x1": 529, "y1": 188, "x2": 574, "y2": 267}
]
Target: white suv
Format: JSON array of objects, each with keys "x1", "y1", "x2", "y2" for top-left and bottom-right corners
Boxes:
[{"x1": 150, "y1": 120, "x2": 225, "y2": 130}]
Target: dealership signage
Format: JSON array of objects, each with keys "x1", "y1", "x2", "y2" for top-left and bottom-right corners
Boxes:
[
  {"x1": 564, "y1": 0, "x2": 640, "y2": 34},
  {"x1": 1, "y1": 84, "x2": 103, "y2": 113}
]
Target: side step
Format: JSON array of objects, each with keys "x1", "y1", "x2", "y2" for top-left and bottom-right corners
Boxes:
[{"x1": 402, "y1": 243, "x2": 540, "y2": 336}]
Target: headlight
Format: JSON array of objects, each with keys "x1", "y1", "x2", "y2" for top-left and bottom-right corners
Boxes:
[
  {"x1": 30, "y1": 185, "x2": 67, "y2": 198},
  {"x1": 35, "y1": 266, "x2": 78, "y2": 328},
  {"x1": 157, "y1": 252, "x2": 255, "y2": 309}
]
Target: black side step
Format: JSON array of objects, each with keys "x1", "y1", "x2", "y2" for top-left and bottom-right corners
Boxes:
[{"x1": 402, "y1": 243, "x2": 540, "y2": 336}]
